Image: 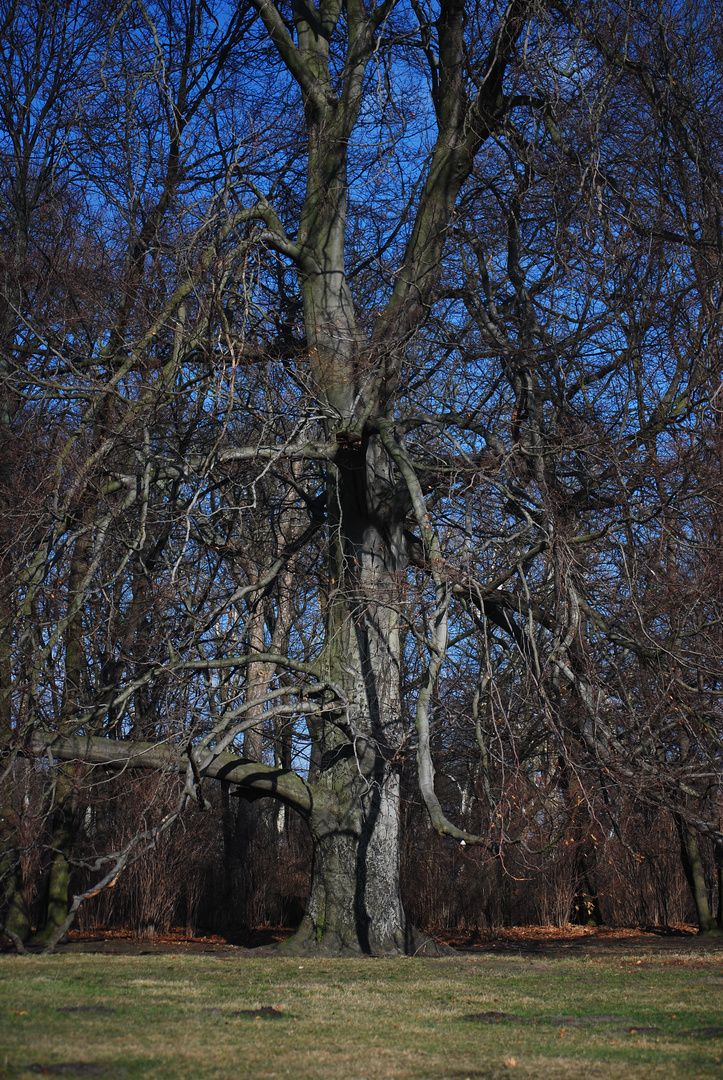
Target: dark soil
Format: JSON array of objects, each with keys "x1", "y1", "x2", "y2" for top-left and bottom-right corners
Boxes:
[
  {"x1": 6, "y1": 922, "x2": 723, "y2": 958},
  {"x1": 231, "y1": 1007, "x2": 292, "y2": 1018},
  {"x1": 28, "y1": 1065, "x2": 109, "y2": 1076}
]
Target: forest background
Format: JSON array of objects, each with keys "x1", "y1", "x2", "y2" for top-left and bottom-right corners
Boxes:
[{"x1": 1, "y1": 0, "x2": 722, "y2": 954}]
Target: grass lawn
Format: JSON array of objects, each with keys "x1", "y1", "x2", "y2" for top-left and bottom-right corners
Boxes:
[{"x1": 1, "y1": 944, "x2": 722, "y2": 1079}]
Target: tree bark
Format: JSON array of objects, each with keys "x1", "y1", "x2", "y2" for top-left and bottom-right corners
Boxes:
[
  {"x1": 675, "y1": 814, "x2": 721, "y2": 936},
  {"x1": 279, "y1": 434, "x2": 423, "y2": 954},
  {"x1": 0, "y1": 845, "x2": 30, "y2": 943},
  {"x1": 34, "y1": 789, "x2": 73, "y2": 944},
  {"x1": 283, "y1": 769, "x2": 425, "y2": 955}
]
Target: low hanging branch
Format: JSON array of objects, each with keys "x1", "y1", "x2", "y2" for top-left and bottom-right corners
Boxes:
[{"x1": 27, "y1": 732, "x2": 324, "y2": 817}]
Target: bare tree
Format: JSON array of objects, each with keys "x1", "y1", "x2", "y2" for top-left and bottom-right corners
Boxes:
[{"x1": 3, "y1": 0, "x2": 723, "y2": 953}]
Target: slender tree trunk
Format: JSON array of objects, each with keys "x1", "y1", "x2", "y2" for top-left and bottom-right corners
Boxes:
[
  {"x1": 0, "y1": 639, "x2": 31, "y2": 941},
  {"x1": 557, "y1": 749, "x2": 603, "y2": 926},
  {"x1": 34, "y1": 774, "x2": 75, "y2": 943},
  {"x1": 573, "y1": 845, "x2": 603, "y2": 928},
  {"x1": 1, "y1": 845, "x2": 30, "y2": 942},
  {"x1": 675, "y1": 814, "x2": 720, "y2": 935},
  {"x1": 570, "y1": 806, "x2": 603, "y2": 928},
  {"x1": 33, "y1": 513, "x2": 94, "y2": 943}
]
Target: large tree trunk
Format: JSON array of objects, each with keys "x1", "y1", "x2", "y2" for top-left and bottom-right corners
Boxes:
[
  {"x1": 275, "y1": 430, "x2": 433, "y2": 955},
  {"x1": 286, "y1": 438, "x2": 413, "y2": 954},
  {"x1": 280, "y1": 19, "x2": 420, "y2": 946},
  {"x1": 283, "y1": 768, "x2": 424, "y2": 956}
]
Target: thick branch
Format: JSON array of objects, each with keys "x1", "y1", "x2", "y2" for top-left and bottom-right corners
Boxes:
[{"x1": 28, "y1": 733, "x2": 322, "y2": 816}]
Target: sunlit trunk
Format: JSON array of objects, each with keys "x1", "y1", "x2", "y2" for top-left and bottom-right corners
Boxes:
[
  {"x1": 286, "y1": 767, "x2": 424, "y2": 956},
  {"x1": 282, "y1": 435, "x2": 425, "y2": 954}
]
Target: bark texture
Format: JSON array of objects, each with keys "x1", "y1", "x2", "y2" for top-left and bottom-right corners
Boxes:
[{"x1": 284, "y1": 771, "x2": 423, "y2": 955}]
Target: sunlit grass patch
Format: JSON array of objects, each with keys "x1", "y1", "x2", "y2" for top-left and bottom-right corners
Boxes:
[{"x1": 1, "y1": 949, "x2": 722, "y2": 1079}]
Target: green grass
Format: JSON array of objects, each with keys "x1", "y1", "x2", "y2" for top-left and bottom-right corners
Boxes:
[{"x1": 1, "y1": 948, "x2": 722, "y2": 1079}]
